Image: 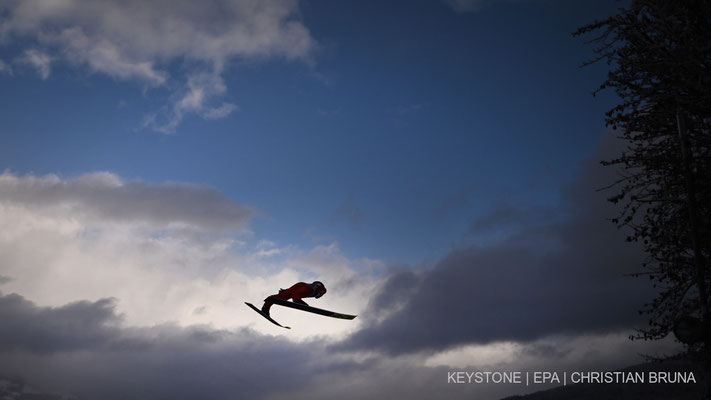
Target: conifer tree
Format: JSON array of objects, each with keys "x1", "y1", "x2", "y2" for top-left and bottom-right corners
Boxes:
[{"x1": 575, "y1": 0, "x2": 711, "y2": 358}]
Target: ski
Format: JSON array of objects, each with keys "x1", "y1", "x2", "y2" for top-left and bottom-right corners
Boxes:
[
  {"x1": 266, "y1": 298, "x2": 357, "y2": 320},
  {"x1": 245, "y1": 302, "x2": 291, "y2": 329}
]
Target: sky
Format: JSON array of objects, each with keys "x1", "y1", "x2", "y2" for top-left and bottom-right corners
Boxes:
[{"x1": 0, "y1": 1, "x2": 685, "y2": 399}]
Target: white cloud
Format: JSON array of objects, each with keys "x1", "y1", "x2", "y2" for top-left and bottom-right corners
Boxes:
[
  {"x1": 52, "y1": 26, "x2": 168, "y2": 85},
  {"x1": 144, "y1": 71, "x2": 240, "y2": 133},
  {"x1": 0, "y1": 0, "x2": 316, "y2": 132},
  {"x1": 203, "y1": 102, "x2": 240, "y2": 120}
]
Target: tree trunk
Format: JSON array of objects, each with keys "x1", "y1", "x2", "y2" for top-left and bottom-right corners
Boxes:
[{"x1": 676, "y1": 111, "x2": 710, "y2": 363}]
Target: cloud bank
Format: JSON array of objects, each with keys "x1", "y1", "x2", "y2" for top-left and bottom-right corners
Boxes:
[
  {"x1": 0, "y1": 171, "x2": 255, "y2": 230},
  {"x1": 0, "y1": 290, "x2": 676, "y2": 400},
  {"x1": 339, "y1": 134, "x2": 657, "y2": 354},
  {"x1": 0, "y1": 291, "x2": 333, "y2": 400}
]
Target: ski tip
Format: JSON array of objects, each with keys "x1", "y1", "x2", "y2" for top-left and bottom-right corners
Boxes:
[{"x1": 246, "y1": 301, "x2": 291, "y2": 329}]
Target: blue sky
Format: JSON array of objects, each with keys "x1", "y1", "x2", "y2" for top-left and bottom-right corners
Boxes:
[{"x1": 1, "y1": 0, "x2": 617, "y2": 265}]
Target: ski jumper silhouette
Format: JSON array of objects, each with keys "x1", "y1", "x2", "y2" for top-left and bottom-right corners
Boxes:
[{"x1": 261, "y1": 281, "x2": 327, "y2": 316}]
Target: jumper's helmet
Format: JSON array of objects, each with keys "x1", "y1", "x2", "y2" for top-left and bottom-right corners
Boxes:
[{"x1": 312, "y1": 281, "x2": 327, "y2": 298}]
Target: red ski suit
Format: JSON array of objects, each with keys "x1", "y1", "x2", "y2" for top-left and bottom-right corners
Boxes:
[{"x1": 262, "y1": 282, "x2": 324, "y2": 314}]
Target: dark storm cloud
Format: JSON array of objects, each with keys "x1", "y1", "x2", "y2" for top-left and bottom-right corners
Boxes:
[
  {"x1": 0, "y1": 172, "x2": 255, "y2": 230},
  {"x1": 339, "y1": 134, "x2": 654, "y2": 354},
  {"x1": 0, "y1": 291, "x2": 357, "y2": 400},
  {"x1": 0, "y1": 293, "x2": 119, "y2": 353},
  {"x1": 364, "y1": 268, "x2": 422, "y2": 322}
]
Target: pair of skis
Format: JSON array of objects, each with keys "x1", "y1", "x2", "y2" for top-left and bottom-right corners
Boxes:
[{"x1": 245, "y1": 297, "x2": 356, "y2": 329}]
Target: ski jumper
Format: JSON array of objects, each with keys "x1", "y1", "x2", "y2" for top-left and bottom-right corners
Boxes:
[{"x1": 262, "y1": 282, "x2": 325, "y2": 314}]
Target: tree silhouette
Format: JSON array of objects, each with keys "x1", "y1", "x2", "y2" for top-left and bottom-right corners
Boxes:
[{"x1": 574, "y1": 0, "x2": 711, "y2": 360}]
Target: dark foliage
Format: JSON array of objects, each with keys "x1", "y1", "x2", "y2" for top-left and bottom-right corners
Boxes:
[{"x1": 574, "y1": 0, "x2": 711, "y2": 353}]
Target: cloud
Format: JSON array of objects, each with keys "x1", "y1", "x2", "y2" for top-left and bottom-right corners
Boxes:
[
  {"x1": 203, "y1": 102, "x2": 240, "y2": 120},
  {"x1": 444, "y1": 0, "x2": 491, "y2": 13},
  {"x1": 338, "y1": 133, "x2": 656, "y2": 354},
  {"x1": 142, "y1": 71, "x2": 240, "y2": 133},
  {"x1": 0, "y1": 0, "x2": 316, "y2": 132},
  {"x1": 0, "y1": 291, "x2": 453, "y2": 400},
  {"x1": 0, "y1": 292, "x2": 119, "y2": 354},
  {"x1": 15, "y1": 48, "x2": 51, "y2": 79},
  {"x1": 0, "y1": 171, "x2": 254, "y2": 231},
  {"x1": 51, "y1": 25, "x2": 167, "y2": 85},
  {"x1": 467, "y1": 202, "x2": 558, "y2": 236},
  {"x1": 270, "y1": 331, "x2": 679, "y2": 400},
  {"x1": 1, "y1": 0, "x2": 315, "y2": 75},
  {"x1": 0, "y1": 290, "x2": 680, "y2": 400},
  {"x1": 0, "y1": 291, "x2": 341, "y2": 400},
  {"x1": 331, "y1": 193, "x2": 364, "y2": 230},
  {"x1": 362, "y1": 268, "x2": 421, "y2": 325},
  {"x1": 0, "y1": 59, "x2": 12, "y2": 75}
]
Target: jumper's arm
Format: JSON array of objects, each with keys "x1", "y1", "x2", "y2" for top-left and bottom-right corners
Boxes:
[{"x1": 292, "y1": 298, "x2": 309, "y2": 306}]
